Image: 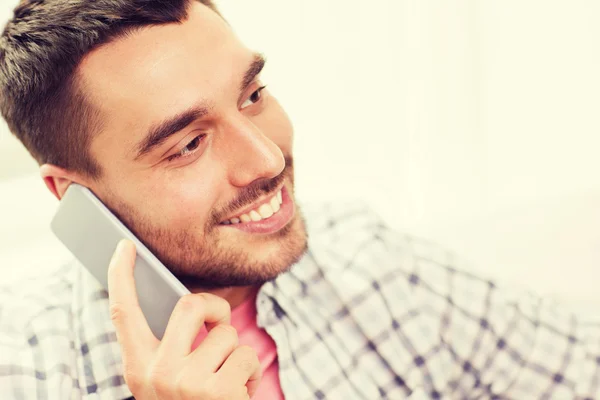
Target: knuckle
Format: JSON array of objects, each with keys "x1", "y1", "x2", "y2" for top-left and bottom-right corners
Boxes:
[
  {"x1": 199, "y1": 292, "x2": 231, "y2": 315},
  {"x1": 239, "y1": 358, "x2": 255, "y2": 374},
  {"x1": 178, "y1": 293, "x2": 205, "y2": 311},
  {"x1": 212, "y1": 324, "x2": 238, "y2": 343},
  {"x1": 217, "y1": 295, "x2": 232, "y2": 315},
  {"x1": 237, "y1": 345, "x2": 258, "y2": 358},
  {"x1": 109, "y1": 302, "x2": 126, "y2": 323},
  {"x1": 236, "y1": 345, "x2": 260, "y2": 371}
]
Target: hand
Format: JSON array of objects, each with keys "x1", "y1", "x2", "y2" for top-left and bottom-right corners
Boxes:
[{"x1": 107, "y1": 239, "x2": 262, "y2": 399}]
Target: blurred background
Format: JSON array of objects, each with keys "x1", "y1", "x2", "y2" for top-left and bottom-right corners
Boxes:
[{"x1": 1, "y1": 1, "x2": 599, "y2": 310}]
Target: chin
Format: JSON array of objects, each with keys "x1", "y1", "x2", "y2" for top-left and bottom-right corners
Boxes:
[
  {"x1": 174, "y1": 207, "x2": 308, "y2": 289},
  {"x1": 248, "y1": 213, "x2": 308, "y2": 270}
]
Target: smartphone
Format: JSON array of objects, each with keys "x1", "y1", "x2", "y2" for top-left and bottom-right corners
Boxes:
[{"x1": 51, "y1": 183, "x2": 190, "y2": 339}]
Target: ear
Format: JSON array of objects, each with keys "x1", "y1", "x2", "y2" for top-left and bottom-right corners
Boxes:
[{"x1": 39, "y1": 164, "x2": 88, "y2": 200}]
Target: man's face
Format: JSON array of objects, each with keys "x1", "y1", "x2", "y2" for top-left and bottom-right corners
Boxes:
[{"x1": 78, "y1": 2, "x2": 307, "y2": 289}]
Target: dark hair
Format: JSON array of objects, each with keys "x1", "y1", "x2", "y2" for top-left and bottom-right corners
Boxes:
[{"x1": 0, "y1": 0, "x2": 217, "y2": 178}]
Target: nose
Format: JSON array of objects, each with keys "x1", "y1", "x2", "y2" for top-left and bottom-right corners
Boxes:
[{"x1": 220, "y1": 116, "x2": 285, "y2": 188}]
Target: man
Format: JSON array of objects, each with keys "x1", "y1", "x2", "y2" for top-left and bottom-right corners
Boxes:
[{"x1": 0, "y1": 0, "x2": 598, "y2": 398}]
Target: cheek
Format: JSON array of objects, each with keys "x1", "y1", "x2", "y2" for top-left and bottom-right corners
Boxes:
[{"x1": 135, "y1": 171, "x2": 222, "y2": 230}]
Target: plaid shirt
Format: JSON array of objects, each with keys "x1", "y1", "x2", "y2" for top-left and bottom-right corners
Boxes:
[{"x1": 1, "y1": 201, "x2": 599, "y2": 399}]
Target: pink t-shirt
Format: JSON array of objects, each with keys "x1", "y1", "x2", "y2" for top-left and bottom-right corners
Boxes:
[{"x1": 191, "y1": 291, "x2": 284, "y2": 399}]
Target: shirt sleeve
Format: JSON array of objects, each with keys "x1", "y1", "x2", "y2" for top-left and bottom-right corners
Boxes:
[
  {"x1": 403, "y1": 236, "x2": 600, "y2": 399},
  {"x1": 0, "y1": 283, "x2": 80, "y2": 399}
]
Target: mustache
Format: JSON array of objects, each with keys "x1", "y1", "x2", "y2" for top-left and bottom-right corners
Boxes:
[{"x1": 211, "y1": 156, "x2": 293, "y2": 224}]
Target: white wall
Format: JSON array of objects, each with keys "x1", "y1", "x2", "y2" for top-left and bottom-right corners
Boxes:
[{"x1": 1, "y1": 1, "x2": 599, "y2": 309}]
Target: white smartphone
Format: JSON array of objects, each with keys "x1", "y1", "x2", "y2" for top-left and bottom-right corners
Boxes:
[{"x1": 50, "y1": 183, "x2": 190, "y2": 339}]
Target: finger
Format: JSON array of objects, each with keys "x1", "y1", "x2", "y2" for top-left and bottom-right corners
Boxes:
[
  {"x1": 216, "y1": 345, "x2": 262, "y2": 397},
  {"x1": 246, "y1": 371, "x2": 262, "y2": 400},
  {"x1": 188, "y1": 323, "x2": 239, "y2": 374},
  {"x1": 158, "y1": 293, "x2": 231, "y2": 358},
  {"x1": 107, "y1": 239, "x2": 157, "y2": 360}
]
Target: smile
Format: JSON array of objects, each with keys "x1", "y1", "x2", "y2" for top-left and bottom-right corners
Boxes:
[
  {"x1": 219, "y1": 186, "x2": 295, "y2": 234},
  {"x1": 221, "y1": 188, "x2": 283, "y2": 225}
]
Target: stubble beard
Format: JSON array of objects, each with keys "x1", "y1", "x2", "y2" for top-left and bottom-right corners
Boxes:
[{"x1": 109, "y1": 160, "x2": 309, "y2": 290}]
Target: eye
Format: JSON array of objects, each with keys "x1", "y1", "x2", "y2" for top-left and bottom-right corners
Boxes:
[
  {"x1": 167, "y1": 134, "x2": 205, "y2": 162},
  {"x1": 240, "y1": 85, "x2": 267, "y2": 110}
]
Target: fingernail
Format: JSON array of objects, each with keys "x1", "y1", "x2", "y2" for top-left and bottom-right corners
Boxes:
[{"x1": 116, "y1": 239, "x2": 127, "y2": 253}]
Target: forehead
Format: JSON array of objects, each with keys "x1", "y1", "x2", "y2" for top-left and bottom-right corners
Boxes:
[{"x1": 77, "y1": 2, "x2": 251, "y2": 158}]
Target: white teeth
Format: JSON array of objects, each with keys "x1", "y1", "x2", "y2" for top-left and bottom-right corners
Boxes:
[
  {"x1": 270, "y1": 196, "x2": 281, "y2": 213},
  {"x1": 249, "y1": 210, "x2": 262, "y2": 221},
  {"x1": 258, "y1": 203, "x2": 274, "y2": 219},
  {"x1": 223, "y1": 189, "x2": 285, "y2": 225}
]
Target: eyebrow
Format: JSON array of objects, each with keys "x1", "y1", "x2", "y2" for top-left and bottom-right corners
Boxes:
[
  {"x1": 240, "y1": 53, "x2": 266, "y2": 98},
  {"x1": 134, "y1": 52, "x2": 267, "y2": 160}
]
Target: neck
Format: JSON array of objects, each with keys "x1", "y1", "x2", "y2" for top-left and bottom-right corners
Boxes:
[{"x1": 188, "y1": 284, "x2": 260, "y2": 309}]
